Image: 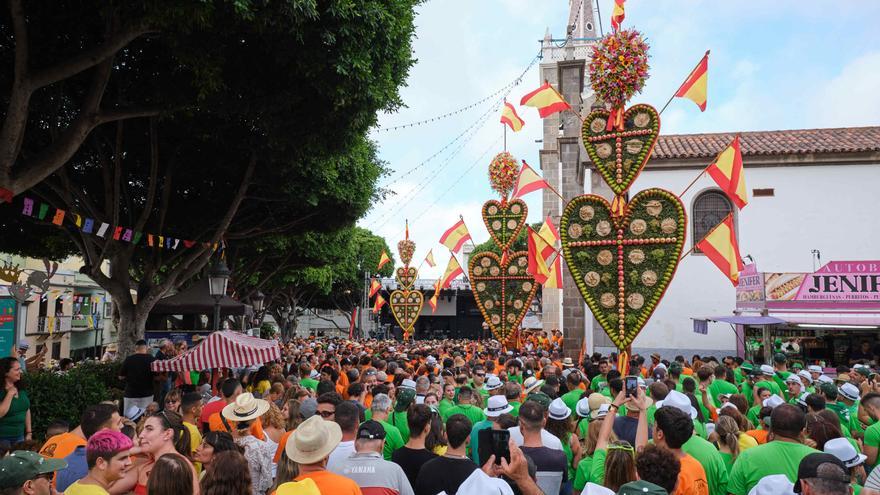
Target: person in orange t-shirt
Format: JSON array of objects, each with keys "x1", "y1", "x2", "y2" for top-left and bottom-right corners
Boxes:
[
  {"x1": 208, "y1": 411, "x2": 265, "y2": 440},
  {"x1": 273, "y1": 416, "x2": 360, "y2": 495},
  {"x1": 653, "y1": 406, "x2": 708, "y2": 495},
  {"x1": 39, "y1": 428, "x2": 86, "y2": 459}
]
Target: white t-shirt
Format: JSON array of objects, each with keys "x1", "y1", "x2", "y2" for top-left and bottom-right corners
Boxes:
[
  {"x1": 507, "y1": 426, "x2": 563, "y2": 451},
  {"x1": 327, "y1": 440, "x2": 356, "y2": 471}
]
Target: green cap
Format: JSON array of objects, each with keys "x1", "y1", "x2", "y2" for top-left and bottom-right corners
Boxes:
[
  {"x1": 668, "y1": 362, "x2": 683, "y2": 373},
  {"x1": 0, "y1": 451, "x2": 67, "y2": 488},
  {"x1": 773, "y1": 352, "x2": 787, "y2": 364},
  {"x1": 394, "y1": 388, "x2": 416, "y2": 412},
  {"x1": 819, "y1": 382, "x2": 838, "y2": 397},
  {"x1": 617, "y1": 480, "x2": 668, "y2": 495},
  {"x1": 525, "y1": 392, "x2": 551, "y2": 408},
  {"x1": 740, "y1": 361, "x2": 754, "y2": 371},
  {"x1": 855, "y1": 366, "x2": 872, "y2": 377},
  {"x1": 792, "y1": 362, "x2": 804, "y2": 370}
]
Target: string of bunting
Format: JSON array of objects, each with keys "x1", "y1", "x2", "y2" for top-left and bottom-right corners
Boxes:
[
  {"x1": 376, "y1": 53, "x2": 539, "y2": 133},
  {"x1": 16, "y1": 197, "x2": 225, "y2": 253}
]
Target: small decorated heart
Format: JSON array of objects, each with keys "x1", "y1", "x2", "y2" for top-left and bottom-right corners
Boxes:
[
  {"x1": 481, "y1": 199, "x2": 528, "y2": 252},
  {"x1": 469, "y1": 251, "x2": 538, "y2": 342},
  {"x1": 395, "y1": 266, "x2": 418, "y2": 290},
  {"x1": 560, "y1": 188, "x2": 686, "y2": 349},
  {"x1": 389, "y1": 289, "x2": 423, "y2": 335},
  {"x1": 581, "y1": 104, "x2": 660, "y2": 196}
]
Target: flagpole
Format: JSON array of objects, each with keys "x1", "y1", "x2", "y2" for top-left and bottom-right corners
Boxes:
[
  {"x1": 678, "y1": 132, "x2": 734, "y2": 198},
  {"x1": 659, "y1": 50, "x2": 710, "y2": 115},
  {"x1": 504, "y1": 121, "x2": 507, "y2": 151}
]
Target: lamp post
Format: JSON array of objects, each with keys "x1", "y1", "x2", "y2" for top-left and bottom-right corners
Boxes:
[
  {"x1": 279, "y1": 306, "x2": 291, "y2": 339},
  {"x1": 208, "y1": 259, "x2": 231, "y2": 332},
  {"x1": 251, "y1": 291, "x2": 265, "y2": 329}
]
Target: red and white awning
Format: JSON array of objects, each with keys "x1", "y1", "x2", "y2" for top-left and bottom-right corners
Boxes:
[{"x1": 151, "y1": 331, "x2": 280, "y2": 372}]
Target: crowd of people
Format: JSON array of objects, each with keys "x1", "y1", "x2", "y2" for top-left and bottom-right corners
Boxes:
[{"x1": 2, "y1": 335, "x2": 880, "y2": 495}]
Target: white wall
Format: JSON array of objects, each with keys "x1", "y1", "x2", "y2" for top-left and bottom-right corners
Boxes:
[{"x1": 599, "y1": 162, "x2": 880, "y2": 353}]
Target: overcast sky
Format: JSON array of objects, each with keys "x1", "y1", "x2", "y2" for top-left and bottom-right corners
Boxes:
[{"x1": 359, "y1": 0, "x2": 880, "y2": 278}]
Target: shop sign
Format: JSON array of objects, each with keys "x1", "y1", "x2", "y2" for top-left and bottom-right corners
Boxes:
[
  {"x1": 796, "y1": 261, "x2": 880, "y2": 301},
  {"x1": 736, "y1": 264, "x2": 765, "y2": 304},
  {"x1": 0, "y1": 298, "x2": 16, "y2": 350}
]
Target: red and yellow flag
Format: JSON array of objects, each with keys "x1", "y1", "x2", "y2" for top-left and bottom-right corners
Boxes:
[
  {"x1": 424, "y1": 249, "x2": 436, "y2": 268},
  {"x1": 706, "y1": 135, "x2": 747, "y2": 209},
  {"x1": 527, "y1": 227, "x2": 553, "y2": 285},
  {"x1": 430, "y1": 255, "x2": 463, "y2": 312},
  {"x1": 369, "y1": 278, "x2": 381, "y2": 298},
  {"x1": 512, "y1": 160, "x2": 551, "y2": 199},
  {"x1": 439, "y1": 218, "x2": 471, "y2": 254},
  {"x1": 520, "y1": 82, "x2": 570, "y2": 118},
  {"x1": 372, "y1": 293, "x2": 386, "y2": 314},
  {"x1": 674, "y1": 51, "x2": 709, "y2": 112},
  {"x1": 500, "y1": 102, "x2": 525, "y2": 132},
  {"x1": 696, "y1": 214, "x2": 744, "y2": 286},
  {"x1": 377, "y1": 250, "x2": 391, "y2": 271},
  {"x1": 611, "y1": 0, "x2": 626, "y2": 31},
  {"x1": 527, "y1": 220, "x2": 563, "y2": 289}
]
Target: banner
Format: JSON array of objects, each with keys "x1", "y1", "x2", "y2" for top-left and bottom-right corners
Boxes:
[{"x1": 0, "y1": 298, "x2": 14, "y2": 351}]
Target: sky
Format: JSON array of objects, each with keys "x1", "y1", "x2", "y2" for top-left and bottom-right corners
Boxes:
[{"x1": 359, "y1": 0, "x2": 880, "y2": 278}]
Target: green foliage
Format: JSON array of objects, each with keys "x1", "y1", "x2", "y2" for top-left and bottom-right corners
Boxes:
[
  {"x1": 259, "y1": 323, "x2": 277, "y2": 340},
  {"x1": 27, "y1": 362, "x2": 122, "y2": 439}
]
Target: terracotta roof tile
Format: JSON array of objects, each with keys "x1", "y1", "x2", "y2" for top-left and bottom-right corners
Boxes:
[{"x1": 651, "y1": 126, "x2": 880, "y2": 160}]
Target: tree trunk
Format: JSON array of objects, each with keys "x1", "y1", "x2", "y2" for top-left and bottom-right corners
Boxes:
[{"x1": 115, "y1": 306, "x2": 149, "y2": 357}]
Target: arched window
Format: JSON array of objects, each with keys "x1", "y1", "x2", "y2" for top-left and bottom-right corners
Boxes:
[{"x1": 692, "y1": 190, "x2": 734, "y2": 252}]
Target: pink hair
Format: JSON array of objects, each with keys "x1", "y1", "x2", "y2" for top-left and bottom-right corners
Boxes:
[{"x1": 87, "y1": 430, "x2": 133, "y2": 462}]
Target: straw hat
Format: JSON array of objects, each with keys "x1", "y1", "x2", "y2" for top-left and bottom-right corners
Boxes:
[
  {"x1": 522, "y1": 376, "x2": 545, "y2": 395},
  {"x1": 221, "y1": 393, "x2": 270, "y2": 423},
  {"x1": 285, "y1": 415, "x2": 342, "y2": 464}
]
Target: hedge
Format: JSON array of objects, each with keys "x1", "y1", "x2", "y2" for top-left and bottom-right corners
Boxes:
[{"x1": 26, "y1": 361, "x2": 123, "y2": 440}]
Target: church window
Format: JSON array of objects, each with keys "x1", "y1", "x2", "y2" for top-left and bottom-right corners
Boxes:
[{"x1": 692, "y1": 190, "x2": 735, "y2": 253}]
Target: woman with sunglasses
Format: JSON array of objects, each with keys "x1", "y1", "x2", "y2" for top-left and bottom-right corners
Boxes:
[
  {"x1": 589, "y1": 389, "x2": 650, "y2": 493},
  {"x1": 161, "y1": 388, "x2": 181, "y2": 414}
]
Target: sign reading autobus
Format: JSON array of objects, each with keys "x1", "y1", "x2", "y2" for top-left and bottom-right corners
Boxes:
[{"x1": 796, "y1": 261, "x2": 880, "y2": 301}]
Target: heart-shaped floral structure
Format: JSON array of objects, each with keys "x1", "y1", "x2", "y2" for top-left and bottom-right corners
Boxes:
[
  {"x1": 469, "y1": 251, "x2": 538, "y2": 343},
  {"x1": 395, "y1": 266, "x2": 417, "y2": 291},
  {"x1": 581, "y1": 104, "x2": 660, "y2": 196},
  {"x1": 560, "y1": 189, "x2": 686, "y2": 349},
  {"x1": 481, "y1": 199, "x2": 528, "y2": 253},
  {"x1": 389, "y1": 289, "x2": 423, "y2": 336}
]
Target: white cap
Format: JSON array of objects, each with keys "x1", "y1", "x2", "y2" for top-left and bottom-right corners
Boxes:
[
  {"x1": 785, "y1": 374, "x2": 803, "y2": 385},
  {"x1": 483, "y1": 375, "x2": 504, "y2": 391},
  {"x1": 716, "y1": 402, "x2": 738, "y2": 415},
  {"x1": 400, "y1": 379, "x2": 417, "y2": 390},
  {"x1": 593, "y1": 403, "x2": 612, "y2": 420},
  {"x1": 817, "y1": 375, "x2": 834, "y2": 384},
  {"x1": 656, "y1": 390, "x2": 697, "y2": 419},
  {"x1": 426, "y1": 356, "x2": 437, "y2": 365},
  {"x1": 762, "y1": 395, "x2": 785, "y2": 409},
  {"x1": 760, "y1": 364, "x2": 775, "y2": 376},
  {"x1": 797, "y1": 370, "x2": 813, "y2": 384},
  {"x1": 747, "y1": 474, "x2": 795, "y2": 495},
  {"x1": 839, "y1": 383, "x2": 860, "y2": 402},
  {"x1": 654, "y1": 362, "x2": 667, "y2": 371},
  {"x1": 484, "y1": 395, "x2": 513, "y2": 417},
  {"x1": 824, "y1": 437, "x2": 867, "y2": 468},
  {"x1": 808, "y1": 365, "x2": 823, "y2": 373},
  {"x1": 548, "y1": 398, "x2": 571, "y2": 420}
]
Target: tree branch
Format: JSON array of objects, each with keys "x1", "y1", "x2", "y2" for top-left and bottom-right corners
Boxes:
[
  {"x1": 0, "y1": 0, "x2": 32, "y2": 184},
  {"x1": 133, "y1": 116, "x2": 160, "y2": 233}
]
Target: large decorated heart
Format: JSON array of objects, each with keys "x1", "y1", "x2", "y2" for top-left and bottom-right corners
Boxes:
[
  {"x1": 560, "y1": 189, "x2": 686, "y2": 349},
  {"x1": 581, "y1": 104, "x2": 660, "y2": 196},
  {"x1": 395, "y1": 266, "x2": 417, "y2": 290},
  {"x1": 389, "y1": 289, "x2": 423, "y2": 335},
  {"x1": 481, "y1": 199, "x2": 528, "y2": 252},
  {"x1": 469, "y1": 251, "x2": 538, "y2": 342}
]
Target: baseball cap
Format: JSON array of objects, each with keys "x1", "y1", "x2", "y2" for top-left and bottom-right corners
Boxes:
[
  {"x1": 0, "y1": 451, "x2": 67, "y2": 489},
  {"x1": 526, "y1": 392, "x2": 551, "y2": 408},
  {"x1": 793, "y1": 453, "x2": 849, "y2": 493},
  {"x1": 785, "y1": 374, "x2": 803, "y2": 385},
  {"x1": 816, "y1": 375, "x2": 834, "y2": 385},
  {"x1": 616, "y1": 480, "x2": 668, "y2": 495},
  {"x1": 854, "y1": 365, "x2": 872, "y2": 377},
  {"x1": 762, "y1": 395, "x2": 785, "y2": 409},
  {"x1": 16, "y1": 340, "x2": 28, "y2": 350},
  {"x1": 357, "y1": 420, "x2": 386, "y2": 440},
  {"x1": 668, "y1": 362, "x2": 683, "y2": 373},
  {"x1": 395, "y1": 388, "x2": 416, "y2": 412}
]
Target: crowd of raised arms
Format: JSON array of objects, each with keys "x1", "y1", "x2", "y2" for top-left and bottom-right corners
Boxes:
[{"x1": 2, "y1": 334, "x2": 880, "y2": 495}]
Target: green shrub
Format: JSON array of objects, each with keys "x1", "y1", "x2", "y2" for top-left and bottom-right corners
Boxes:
[{"x1": 27, "y1": 361, "x2": 123, "y2": 440}]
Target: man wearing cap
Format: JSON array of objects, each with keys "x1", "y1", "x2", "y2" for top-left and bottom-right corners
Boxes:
[
  {"x1": 280, "y1": 415, "x2": 361, "y2": 495},
  {"x1": 331, "y1": 420, "x2": 414, "y2": 495},
  {"x1": 772, "y1": 353, "x2": 794, "y2": 390},
  {"x1": 794, "y1": 452, "x2": 851, "y2": 495},
  {"x1": 754, "y1": 364, "x2": 784, "y2": 401},
  {"x1": 786, "y1": 374, "x2": 805, "y2": 403},
  {"x1": 468, "y1": 395, "x2": 513, "y2": 464},
  {"x1": 13, "y1": 340, "x2": 46, "y2": 374},
  {"x1": 727, "y1": 404, "x2": 818, "y2": 494},
  {"x1": 838, "y1": 382, "x2": 863, "y2": 435},
  {"x1": 708, "y1": 366, "x2": 739, "y2": 406},
  {"x1": 369, "y1": 394, "x2": 405, "y2": 461},
  {"x1": 390, "y1": 383, "x2": 416, "y2": 443},
  {"x1": 0, "y1": 450, "x2": 67, "y2": 495}
]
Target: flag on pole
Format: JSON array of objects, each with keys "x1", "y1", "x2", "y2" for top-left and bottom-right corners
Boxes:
[
  {"x1": 520, "y1": 82, "x2": 571, "y2": 118},
  {"x1": 372, "y1": 293, "x2": 386, "y2": 314},
  {"x1": 696, "y1": 214, "x2": 744, "y2": 286},
  {"x1": 611, "y1": 0, "x2": 626, "y2": 31},
  {"x1": 674, "y1": 51, "x2": 709, "y2": 112},
  {"x1": 424, "y1": 249, "x2": 436, "y2": 268},
  {"x1": 349, "y1": 307, "x2": 358, "y2": 338},
  {"x1": 527, "y1": 227, "x2": 553, "y2": 285},
  {"x1": 512, "y1": 160, "x2": 552, "y2": 198},
  {"x1": 377, "y1": 250, "x2": 391, "y2": 271},
  {"x1": 369, "y1": 278, "x2": 381, "y2": 298},
  {"x1": 530, "y1": 219, "x2": 563, "y2": 288},
  {"x1": 430, "y1": 255, "x2": 464, "y2": 312},
  {"x1": 500, "y1": 102, "x2": 525, "y2": 132},
  {"x1": 706, "y1": 135, "x2": 748, "y2": 209},
  {"x1": 439, "y1": 219, "x2": 472, "y2": 254}
]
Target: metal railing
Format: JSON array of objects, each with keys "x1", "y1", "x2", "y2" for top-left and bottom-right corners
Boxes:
[{"x1": 36, "y1": 316, "x2": 72, "y2": 334}]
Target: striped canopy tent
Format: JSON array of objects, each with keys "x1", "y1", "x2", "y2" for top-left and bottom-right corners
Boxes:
[{"x1": 151, "y1": 331, "x2": 280, "y2": 372}]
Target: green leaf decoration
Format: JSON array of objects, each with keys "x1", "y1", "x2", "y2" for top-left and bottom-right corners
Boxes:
[
  {"x1": 469, "y1": 251, "x2": 537, "y2": 343},
  {"x1": 481, "y1": 199, "x2": 528, "y2": 252}
]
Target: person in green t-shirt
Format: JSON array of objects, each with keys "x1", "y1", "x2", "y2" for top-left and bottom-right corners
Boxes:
[
  {"x1": 586, "y1": 389, "x2": 650, "y2": 490},
  {"x1": 590, "y1": 360, "x2": 611, "y2": 392},
  {"x1": 389, "y1": 386, "x2": 416, "y2": 443},
  {"x1": 727, "y1": 404, "x2": 818, "y2": 494},
  {"x1": 771, "y1": 353, "x2": 793, "y2": 393},
  {"x1": 561, "y1": 371, "x2": 585, "y2": 414},
  {"x1": 298, "y1": 362, "x2": 319, "y2": 392},
  {"x1": 754, "y1": 365, "x2": 784, "y2": 399},
  {"x1": 503, "y1": 382, "x2": 522, "y2": 418},
  {"x1": 506, "y1": 358, "x2": 524, "y2": 384},
  {"x1": 443, "y1": 386, "x2": 486, "y2": 425},
  {"x1": 858, "y1": 393, "x2": 880, "y2": 467},
  {"x1": 368, "y1": 393, "x2": 405, "y2": 460},
  {"x1": 708, "y1": 366, "x2": 739, "y2": 406},
  {"x1": 438, "y1": 383, "x2": 456, "y2": 419}
]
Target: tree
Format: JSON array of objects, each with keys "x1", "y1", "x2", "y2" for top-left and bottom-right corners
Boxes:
[{"x1": 0, "y1": 0, "x2": 419, "y2": 354}]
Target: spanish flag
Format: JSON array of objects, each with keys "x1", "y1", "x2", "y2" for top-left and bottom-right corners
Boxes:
[
  {"x1": 539, "y1": 218, "x2": 563, "y2": 288},
  {"x1": 520, "y1": 82, "x2": 570, "y2": 118},
  {"x1": 424, "y1": 249, "x2": 436, "y2": 268},
  {"x1": 706, "y1": 135, "x2": 747, "y2": 209},
  {"x1": 369, "y1": 278, "x2": 381, "y2": 298},
  {"x1": 500, "y1": 102, "x2": 525, "y2": 132},
  {"x1": 377, "y1": 250, "x2": 391, "y2": 271},
  {"x1": 372, "y1": 293, "x2": 386, "y2": 314},
  {"x1": 512, "y1": 160, "x2": 551, "y2": 199},
  {"x1": 439, "y1": 218, "x2": 471, "y2": 254},
  {"x1": 611, "y1": 0, "x2": 626, "y2": 31},
  {"x1": 527, "y1": 227, "x2": 552, "y2": 285},
  {"x1": 430, "y1": 255, "x2": 463, "y2": 312},
  {"x1": 674, "y1": 51, "x2": 709, "y2": 112},
  {"x1": 696, "y1": 214, "x2": 744, "y2": 286}
]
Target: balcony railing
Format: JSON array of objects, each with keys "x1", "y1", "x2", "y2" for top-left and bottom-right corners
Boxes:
[{"x1": 36, "y1": 316, "x2": 72, "y2": 334}]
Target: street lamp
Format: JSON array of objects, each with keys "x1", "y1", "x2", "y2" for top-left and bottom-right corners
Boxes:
[
  {"x1": 251, "y1": 291, "x2": 265, "y2": 314},
  {"x1": 208, "y1": 259, "x2": 231, "y2": 332}
]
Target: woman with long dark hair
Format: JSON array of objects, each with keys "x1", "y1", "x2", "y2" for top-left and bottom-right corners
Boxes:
[
  {"x1": 201, "y1": 450, "x2": 253, "y2": 495},
  {"x1": 147, "y1": 454, "x2": 194, "y2": 495},
  {"x1": 115, "y1": 410, "x2": 198, "y2": 494},
  {"x1": 0, "y1": 356, "x2": 30, "y2": 443},
  {"x1": 193, "y1": 432, "x2": 241, "y2": 479}
]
